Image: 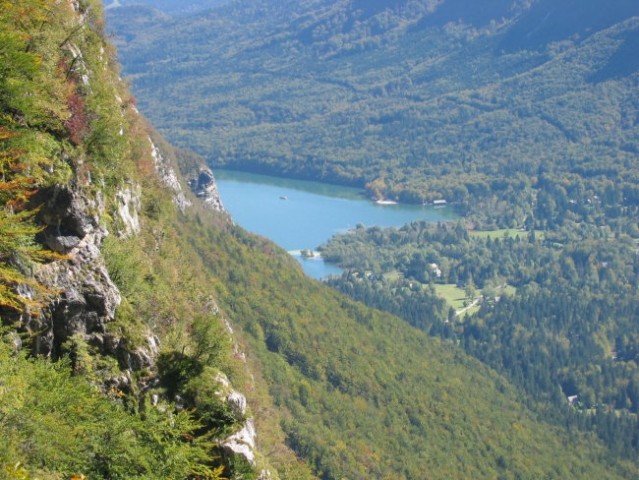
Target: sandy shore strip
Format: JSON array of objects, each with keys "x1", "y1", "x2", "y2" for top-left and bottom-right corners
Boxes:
[{"x1": 288, "y1": 249, "x2": 322, "y2": 259}]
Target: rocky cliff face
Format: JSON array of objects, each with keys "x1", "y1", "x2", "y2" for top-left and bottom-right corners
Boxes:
[
  {"x1": 149, "y1": 137, "x2": 193, "y2": 212},
  {"x1": 24, "y1": 152, "x2": 259, "y2": 467},
  {"x1": 10, "y1": 184, "x2": 120, "y2": 359},
  {"x1": 188, "y1": 167, "x2": 225, "y2": 212},
  {"x1": 1, "y1": 1, "x2": 260, "y2": 473}
]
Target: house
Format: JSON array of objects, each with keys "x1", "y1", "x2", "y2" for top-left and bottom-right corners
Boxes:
[{"x1": 430, "y1": 263, "x2": 442, "y2": 278}]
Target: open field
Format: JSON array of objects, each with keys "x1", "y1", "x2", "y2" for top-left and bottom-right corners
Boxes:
[
  {"x1": 434, "y1": 283, "x2": 516, "y2": 318},
  {"x1": 433, "y1": 284, "x2": 467, "y2": 311}
]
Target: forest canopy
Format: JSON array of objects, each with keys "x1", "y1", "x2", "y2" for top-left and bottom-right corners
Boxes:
[{"x1": 108, "y1": 0, "x2": 639, "y2": 225}]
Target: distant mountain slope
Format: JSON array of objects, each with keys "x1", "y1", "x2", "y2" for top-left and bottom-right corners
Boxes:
[
  {"x1": 501, "y1": 0, "x2": 639, "y2": 51},
  {"x1": 105, "y1": 0, "x2": 229, "y2": 15},
  {"x1": 109, "y1": 0, "x2": 639, "y2": 218}
]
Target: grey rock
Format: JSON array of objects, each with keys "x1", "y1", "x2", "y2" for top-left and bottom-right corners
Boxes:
[
  {"x1": 215, "y1": 372, "x2": 258, "y2": 465},
  {"x1": 38, "y1": 184, "x2": 102, "y2": 239},
  {"x1": 118, "y1": 333, "x2": 160, "y2": 371},
  {"x1": 23, "y1": 186, "x2": 121, "y2": 357},
  {"x1": 64, "y1": 42, "x2": 89, "y2": 86},
  {"x1": 221, "y1": 418, "x2": 257, "y2": 466},
  {"x1": 46, "y1": 235, "x2": 81, "y2": 253},
  {"x1": 149, "y1": 138, "x2": 192, "y2": 212},
  {"x1": 227, "y1": 391, "x2": 248, "y2": 417},
  {"x1": 215, "y1": 372, "x2": 231, "y2": 390},
  {"x1": 104, "y1": 371, "x2": 133, "y2": 396},
  {"x1": 114, "y1": 185, "x2": 141, "y2": 237},
  {"x1": 189, "y1": 167, "x2": 225, "y2": 212}
]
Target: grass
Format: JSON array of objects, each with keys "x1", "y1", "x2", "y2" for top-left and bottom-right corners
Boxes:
[
  {"x1": 433, "y1": 283, "x2": 516, "y2": 318},
  {"x1": 433, "y1": 284, "x2": 467, "y2": 311},
  {"x1": 383, "y1": 270, "x2": 401, "y2": 282},
  {"x1": 501, "y1": 285, "x2": 517, "y2": 297}
]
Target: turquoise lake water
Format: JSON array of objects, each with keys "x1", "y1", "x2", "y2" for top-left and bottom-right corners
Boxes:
[{"x1": 214, "y1": 170, "x2": 456, "y2": 279}]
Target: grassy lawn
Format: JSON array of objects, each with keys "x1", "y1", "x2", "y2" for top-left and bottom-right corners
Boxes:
[
  {"x1": 433, "y1": 284, "x2": 467, "y2": 311},
  {"x1": 383, "y1": 270, "x2": 401, "y2": 282},
  {"x1": 501, "y1": 285, "x2": 517, "y2": 297},
  {"x1": 433, "y1": 283, "x2": 516, "y2": 318}
]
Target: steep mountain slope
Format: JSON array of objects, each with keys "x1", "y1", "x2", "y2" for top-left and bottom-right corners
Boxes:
[
  {"x1": 109, "y1": 0, "x2": 639, "y2": 218},
  {"x1": 2, "y1": 2, "x2": 638, "y2": 479},
  {"x1": 193, "y1": 224, "x2": 639, "y2": 479},
  {"x1": 0, "y1": 1, "x2": 287, "y2": 478}
]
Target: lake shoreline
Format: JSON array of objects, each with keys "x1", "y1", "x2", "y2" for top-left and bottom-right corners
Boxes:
[
  {"x1": 214, "y1": 167, "x2": 453, "y2": 209},
  {"x1": 215, "y1": 169, "x2": 456, "y2": 279}
]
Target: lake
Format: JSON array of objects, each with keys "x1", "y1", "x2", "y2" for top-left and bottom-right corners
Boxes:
[{"x1": 215, "y1": 170, "x2": 456, "y2": 279}]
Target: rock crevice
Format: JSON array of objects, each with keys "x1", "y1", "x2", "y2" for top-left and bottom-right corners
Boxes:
[{"x1": 23, "y1": 185, "x2": 121, "y2": 357}]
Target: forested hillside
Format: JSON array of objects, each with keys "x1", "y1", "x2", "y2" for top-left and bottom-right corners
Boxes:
[
  {"x1": 323, "y1": 218, "x2": 639, "y2": 446},
  {"x1": 170, "y1": 215, "x2": 639, "y2": 479},
  {"x1": 322, "y1": 220, "x2": 639, "y2": 460},
  {"x1": 109, "y1": 0, "x2": 638, "y2": 223},
  {"x1": 104, "y1": 0, "x2": 229, "y2": 15}
]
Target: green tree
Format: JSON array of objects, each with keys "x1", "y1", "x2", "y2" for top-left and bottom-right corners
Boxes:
[{"x1": 464, "y1": 277, "x2": 476, "y2": 306}]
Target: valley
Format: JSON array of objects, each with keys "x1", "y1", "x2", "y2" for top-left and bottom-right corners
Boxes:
[
  {"x1": 106, "y1": 0, "x2": 639, "y2": 473},
  {"x1": 109, "y1": 0, "x2": 639, "y2": 226},
  {"x1": 0, "y1": 1, "x2": 636, "y2": 479},
  {"x1": 105, "y1": 0, "x2": 639, "y2": 475}
]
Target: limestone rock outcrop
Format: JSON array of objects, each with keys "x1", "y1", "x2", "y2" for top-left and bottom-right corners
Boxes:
[
  {"x1": 215, "y1": 372, "x2": 258, "y2": 465},
  {"x1": 115, "y1": 184, "x2": 142, "y2": 237},
  {"x1": 23, "y1": 185, "x2": 121, "y2": 357},
  {"x1": 189, "y1": 167, "x2": 225, "y2": 212},
  {"x1": 149, "y1": 138, "x2": 192, "y2": 212}
]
